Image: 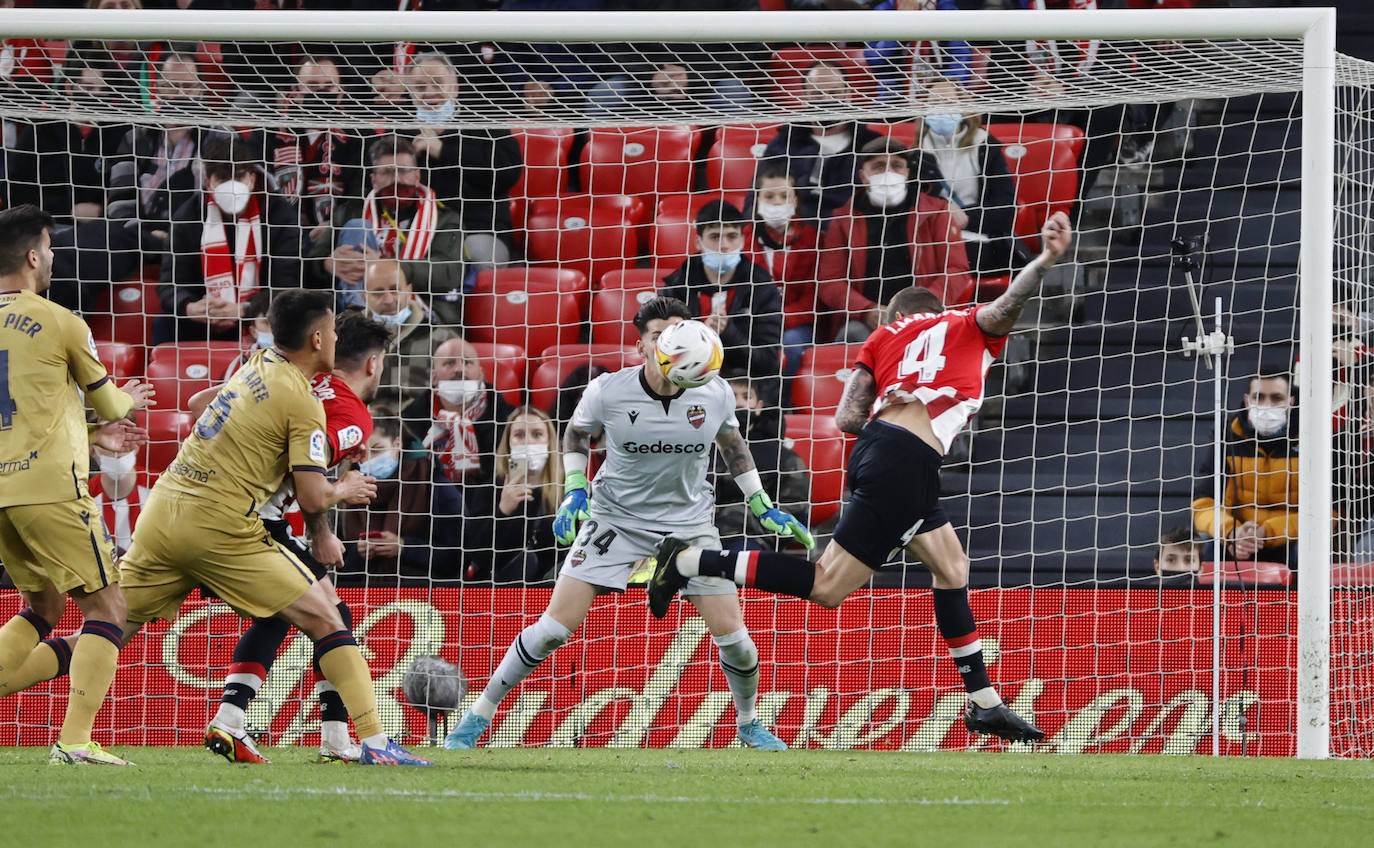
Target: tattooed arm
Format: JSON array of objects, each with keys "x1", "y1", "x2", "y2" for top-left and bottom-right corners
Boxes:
[
  {"x1": 975, "y1": 211, "x2": 1073, "y2": 338},
  {"x1": 835, "y1": 366, "x2": 878, "y2": 436},
  {"x1": 563, "y1": 421, "x2": 595, "y2": 460},
  {"x1": 714, "y1": 427, "x2": 757, "y2": 478}
]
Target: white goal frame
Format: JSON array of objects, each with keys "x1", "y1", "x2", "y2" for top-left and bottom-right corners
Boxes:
[{"x1": 0, "y1": 6, "x2": 1338, "y2": 759}]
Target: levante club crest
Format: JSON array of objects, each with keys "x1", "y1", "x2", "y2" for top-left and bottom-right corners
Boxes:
[{"x1": 686, "y1": 404, "x2": 706, "y2": 429}]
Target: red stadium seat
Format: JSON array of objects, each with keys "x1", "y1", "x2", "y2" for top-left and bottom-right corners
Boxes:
[
  {"x1": 867, "y1": 121, "x2": 918, "y2": 147},
  {"x1": 579, "y1": 127, "x2": 701, "y2": 199},
  {"x1": 705, "y1": 124, "x2": 780, "y2": 194},
  {"x1": 1334, "y1": 562, "x2": 1374, "y2": 587},
  {"x1": 524, "y1": 195, "x2": 639, "y2": 288},
  {"x1": 145, "y1": 342, "x2": 246, "y2": 411},
  {"x1": 473, "y1": 266, "x2": 589, "y2": 312},
  {"x1": 598, "y1": 267, "x2": 674, "y2": 291},
  {"x1": 93, "y1": 341, "x2": 145, "y2": 381},
  {"x1": 954, "y1": 274, "x2": 1010, "y2": 306},
  {"x1": 464, "y1": 283, "x2": 582, "y2": 360},
  {"x1": 1197, "y1": 560, "x2": 1291, "y2": 587},
  {"x1": 782, "y1": 430, "x2": 847, "y2": 526},
  {"x1": 769, "y1": 46, "x2": 878, "y2": 110},
  {"x1": 89, "y1": 273, "x2": 161, "y2": 347},
  {"x1": 590, "y1": 287, "x2": 659, "y2": 345},
  {"x1": 528, "y1": 344, "x2": 644, "y2": 414},
  {"x1": 140, "y1": 408, "x2": 194, "y2": 474},
  {"x1": 510, "y1": 127, "x2": 574, "y2": 204},
  {"x1": 466, "y1": 341, "x2": 527, "y2": 407},
  {"x1": 650, "y1": 192, "x2": 748, "y2": 269},
  {"x1": 984, "y1": 122, "x2": 1085, "y2": 252},
  {"x1": 528, "y1": 192, "x2": 648, "y2": 227},
  {"x1": 793, "y1": 343, "x2": 865, "y2": 413}
]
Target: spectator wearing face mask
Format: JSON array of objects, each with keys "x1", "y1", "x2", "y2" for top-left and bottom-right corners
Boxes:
[
  {"x1": 266, "y1": 55, "x2": 364, "y2": 253},
  {"x1": 155, "y1": 133, "x2": 303, "y2": 344},
  {"x1": 745, "y1": 161, "x2": 821, "y2": 377},
  {"x1": 462, "y1": 406, "x2": 564, "y2": 584},
  {"x1": 402, "y1": 336, "x2": 515, "y2": 486},
  {"x1": 817, "y1": 135, "x2": 972, "y2": 335},
  {"x1": 307, "y1": 133, "x2": 467, "y2": 324},
  {"x1": 660, "y1": 200, "x2": 783, "y2": 403},
  {"x1": 88, "y1": 444, "x2": 153, "y2": 558},
  {"x1": 1192, "y1": 368, "x2": 1304, "y2": 568},
  {"x1": 366, "y1": 258, "x2": 457, "y2": 412},
  {"x1": 340, "y1": 414, "x2": 465, "y2": 586},
  {"x1": 759, "y1": 62, "x2": 883, "y2": 222},
  {"x1": 917, "y1": 80, "x2": 1022, "y2": 278},
  {"x1": 711, "y1": 370, "x2": 809, "y2": 552},
  {"x1": 405, "y1": 52, "x2": 521, "y2": 282}
]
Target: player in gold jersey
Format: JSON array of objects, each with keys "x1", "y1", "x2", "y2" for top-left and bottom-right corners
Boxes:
[
  {"x1": 0, "y1": 206, "x2": 155, "y2": 765},
  {"x1": 117, "y1": 290, "x2": 431, "y2": 765}
]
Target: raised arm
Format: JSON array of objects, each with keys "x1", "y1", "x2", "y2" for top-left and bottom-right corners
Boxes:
[
  {"x1": 975, "y1": 211, "x2": 1073, "y2": 338},
  {"x1": 835, "y1": 366, "x2": 878, "y2": 436}
]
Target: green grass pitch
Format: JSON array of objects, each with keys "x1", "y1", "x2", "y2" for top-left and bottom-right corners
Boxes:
[{"x1": 1, "y1": 747, "x2": 1368, "y2": 847}]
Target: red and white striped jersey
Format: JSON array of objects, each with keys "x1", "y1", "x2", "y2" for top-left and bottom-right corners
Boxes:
[
  {"x1": 89, "y1": 469, "x2": 153, "y2": 554},
  {"x1": 854, "y1": 305, "x2": 1008, "y2": 453}
]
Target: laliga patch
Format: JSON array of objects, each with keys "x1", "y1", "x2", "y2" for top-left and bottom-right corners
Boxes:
[
  {"x1": 86, "y1": 332, "x2": 99, "y2": 358},
  {"x1": 337, "y1": 425, "x2": 364, "y2": 451},
  {"x1": 309, "y1": 429, "x2": 328, "y2": 463},
  {"x1": 686, "y1": 403, "x2": 706, "y2": 430}
]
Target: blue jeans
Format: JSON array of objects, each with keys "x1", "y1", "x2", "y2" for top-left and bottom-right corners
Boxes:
[{"x1": 782, "y1": 324, "x2": 816, "y2": 377}]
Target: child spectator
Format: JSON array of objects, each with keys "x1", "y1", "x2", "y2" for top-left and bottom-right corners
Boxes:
[{"x1": 1153, "y1": 525, "x2": 1200, "y2": 576}]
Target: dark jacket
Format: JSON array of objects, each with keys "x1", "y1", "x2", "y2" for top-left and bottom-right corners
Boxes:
[
  {"x1": 2, "y1": 119, "x2": 128, "y2": 218},
  {"x1": 339, "y1": 456, "x2": 464, "y2": 586},
  {"x1": 106, "y1": 126, "x2": 206, "y2": 231},
  {"x1": 760, "y1": 122, "x2": 884, "y2": 222},
  {"x1": 461, "y1": 477, "x2": 558, "y2": 583},
  {"x1": 158, "y1": 190, "x2": 303, "y2": 320},
  {"x1": 915, "y1": 133, "x2": 1022, "y2": 275},
  {"x1": 413, "y1": 129, "x2": 522, "y2": 237},
  {"x1": 263, "y1": 128, "x2": 366, "y2": 230},
  {"x1": 661, "y1": 255, "x2": 783, "y2": 392}
]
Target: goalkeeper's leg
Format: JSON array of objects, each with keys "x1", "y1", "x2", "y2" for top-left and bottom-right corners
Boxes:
[
  {"x1": 690, "y1": 593, "x2": 786, "y2": 751},
  {"x1": 444, "y1": 575, "x2": 594, "y2": 749}
]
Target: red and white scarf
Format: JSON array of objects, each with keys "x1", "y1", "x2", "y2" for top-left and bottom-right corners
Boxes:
[
  {"x1": 201, "y1": 194, "x2": 263, "y2": 303},
  {"x1": 425, "y1": 391, "x2": 486, "y2": 482},
  {"x1": 363, "y1": 185, "x2": 439, "y2": 261}
]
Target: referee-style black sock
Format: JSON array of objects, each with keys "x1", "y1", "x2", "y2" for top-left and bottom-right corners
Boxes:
[{"x1": 692, "y1": 549, "x2": 815, "y2": 600}]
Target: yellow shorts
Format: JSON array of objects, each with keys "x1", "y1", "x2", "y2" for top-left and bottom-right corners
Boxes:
[
  {"x1": 119, "y1": 491, "x2": 315, "y2": 623},
  {"x1": 0, "y1": 496, "x2": 117, "y2": 595}
]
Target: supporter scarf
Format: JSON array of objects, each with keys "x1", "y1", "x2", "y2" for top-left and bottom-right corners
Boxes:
[
  {"x1": 273, "y1": 129, "x2": 345, "y2": 212},
  {"x1": 201, "y1": 193, "x2": 263, "y2": 303},
  {"x1": 424, "y1": 390, "x2": 486, "y2": 482},
  {"x1": 140, "y1": 131, "x2": 196, "y2": 213},
  {"x1": 363, "y1": 184, "x2": 439, "y2": 261}
]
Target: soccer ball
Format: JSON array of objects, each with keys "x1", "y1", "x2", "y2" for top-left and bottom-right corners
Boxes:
[{"x1": 655, "y1": 319, "x2": 724, "y2": 389}]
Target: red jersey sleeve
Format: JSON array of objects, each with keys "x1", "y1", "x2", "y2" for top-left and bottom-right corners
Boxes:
[
  {"x1": 322, "y1": 392, "x2": 373, "y2": 467},
  {"x1": 967, "y1": 305, "x2": 1011, "y2": 358}
]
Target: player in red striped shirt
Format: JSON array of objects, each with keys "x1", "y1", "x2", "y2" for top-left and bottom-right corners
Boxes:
[{"x1": 649, "y1": 212, "x2": 1073, "y2": 744}]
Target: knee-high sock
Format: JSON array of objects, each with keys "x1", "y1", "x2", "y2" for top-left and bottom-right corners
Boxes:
[
  {"x1": 679, "y1": 549, "x2": 816, "y2": 600},
  {"x1": 931, "y1": 586, "x2": 1000, "y2": 709},
  {"x1": 220, "y1": 617, "x2": 292, "y2": 713},
  {"x1": 314, "y1": 603, "x2": 353, "y2": 726},
  {"x1": 0, "y1": 608, "x2": 51, "y2": 682},
  {"x1": 0, "y1": 637, "x2": 72, "y2": 696},
  {"x1": 57, "y1": 620, "x2": 122, "y2": 746},
  {"x1": 471, "y1": 613, "x2": 573, "y2": 720},
  {"x1": 314, "y1": 630, "x2": 383, "y2": 742},
  {"x1": 713, "y1": 628, "x2": 759, "y2": 725}
]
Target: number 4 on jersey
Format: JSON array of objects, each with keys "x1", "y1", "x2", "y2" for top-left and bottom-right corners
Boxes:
[{"x1": 896, "y1": 323, "x2": 949, "y2": 383}]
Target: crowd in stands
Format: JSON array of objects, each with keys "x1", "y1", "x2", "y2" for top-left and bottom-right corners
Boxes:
[{"x1": 0, "y1": 0, "x2": 1233, "y2": 589}]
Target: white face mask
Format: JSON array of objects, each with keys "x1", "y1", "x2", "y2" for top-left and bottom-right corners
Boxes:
[
  {"x1": 1248, "y1": 404, "x2": 1289, "y2": 437},
  {"x1": 436, "y1": 379, "x2": 483, "y2": 407},
  {"x1": 416, "y1": 100, "x2": 456, "y2": 125},
  {"x1": 372, "y1": 305, "x2": 412, "y2": 327},
  {"x1": 865, "y1": 170, "x2": 908, "y2": 208},
  {"x1": 510, "y1": 443, "x2": 550, "y2": 473},
  {"x1": 255, "y1": 331, "x2": 274, "y2": 349},
  {"x1": 212, "y1": 178, "x2": 252, "y2": 217},
  {"x1": 99, "y1": 451, "x2": 137, "y2": 478},
  {"x1": 757, "y1": 201, "x2": 795, "y2": 230},
  {"x1": 814, "y1": 130, "x2": 852, "y2": 156}
]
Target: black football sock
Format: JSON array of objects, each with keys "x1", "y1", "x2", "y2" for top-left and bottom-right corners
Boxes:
[
  {"x1": 221, "y1": 616, "x2": 292, "y2": 711},
  {"x1": 932, "y1": 586, "x2": 1000, "y2": 708},
  {"x1": 686, "y1": 549, "x2": 816, "y2": 600}
]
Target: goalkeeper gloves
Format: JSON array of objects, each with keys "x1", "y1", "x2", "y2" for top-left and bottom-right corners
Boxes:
[
  {"x1": 553, "y1": 470, "x2": 591, "y2": 545},
  {"x1": 747, "y1": 491, "x2": 815, "y2": 550}
]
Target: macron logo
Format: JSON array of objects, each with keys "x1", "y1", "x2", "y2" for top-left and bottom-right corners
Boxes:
[{"x1": 628, "y1": 410, "x2": 639, "y2": 424}]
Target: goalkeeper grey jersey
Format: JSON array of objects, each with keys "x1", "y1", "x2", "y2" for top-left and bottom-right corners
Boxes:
[{"x1": 570, "y1": 366, "x2": 737, "y2": 527}]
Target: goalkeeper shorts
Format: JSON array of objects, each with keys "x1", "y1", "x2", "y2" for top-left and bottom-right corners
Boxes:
[{"x1": 834, "y1": 420, "x2": 949, "y2": 570}]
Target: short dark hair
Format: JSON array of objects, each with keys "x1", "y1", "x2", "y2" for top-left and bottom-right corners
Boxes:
[
  {"x1": 335, "y1": 308, "x2": 392, "y2": 371},
  {"x1": 368, "y1": 133, "x2": 415, "y2": 168},
  {"x1": 694, "y1": 199, "x2": 745, "y2": 235},
  {"x1": 200, "y1": 133, "x2": 255, "y2": 184},
  {"x1": 859, "y1": 134, "x2": 913, "y2": 166},
  {"x1": 884, "y1": 286, "x2": 944, "y2": 323},
  {"x1": 0, "y1": 205, "x2": 55, "y2": 277},
  {"x1": 242, "y1": 290, "x2": 271, "y2": 321},
  {"x1": 754, "y1": 160, "x2": 793, "y2": 188},
  {"x1": 1249, "y1": 365, "x2": 1293, "y2": 392},
  {"x1": 368, "y1": 409, "x2": 402, "y2": 442},
  {"x1": 633, "y1": 296, "x2": 692, "y2": 335},
  {"x1": 269, "y1": 290, "x2": 334, "y2": 351},
  {"x1": 1158, "y1": 524, "x2": 1197, "y2": 549}
]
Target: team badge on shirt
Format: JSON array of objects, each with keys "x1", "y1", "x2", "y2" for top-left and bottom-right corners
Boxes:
[
  {"x1": 309, "y1": 430, "x2": 328, "y2": 464},
  {"x1": 337, "y1": 425, "x2": 364, "y2": 452},
  {"x1": 569, "y1": 550, "x2": 587, "y2": 567},
  {"x1": 686, "y1": 404, "x2": 706, "y2": 430}
]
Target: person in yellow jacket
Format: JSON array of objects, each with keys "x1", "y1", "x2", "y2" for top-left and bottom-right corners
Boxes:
[{"x1": 1192, "y1": 371, "x2": 1300, "y2": 567}]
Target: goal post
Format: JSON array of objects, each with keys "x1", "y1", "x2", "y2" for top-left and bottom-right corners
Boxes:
[{"x1": 0, "y1": 6, "x2": 1351, "y2": 757}]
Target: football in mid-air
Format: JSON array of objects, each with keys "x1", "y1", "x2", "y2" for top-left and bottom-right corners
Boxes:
[{"x1": 655, "y1": 319, "x2": 724, "y2": 388}]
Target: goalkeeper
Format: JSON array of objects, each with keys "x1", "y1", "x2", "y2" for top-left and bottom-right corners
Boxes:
[{"x1": 443, "y1": 297, "x2": 810, "y2": 751}]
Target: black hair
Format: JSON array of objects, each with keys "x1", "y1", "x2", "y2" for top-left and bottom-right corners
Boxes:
[
  {"x1": 884, "y1": 286, "x2": 944, "y2": 323},
  {"x1": 859, "y1": 134, "x2": 914, "y2": 166},
  {"x1": 200, "y1": 133, "x2": 255, "y2": 184},
  {"x1": 1157, "y1": 524, "x2": 1197, "y2": 550},
  {"x1": 694, "y1": 199, "x2": 745, "y2": 235},
  {"x1": 368, "y1": 133, "x2": 416, "y2": 168},
  {"x1": 368, "y1": 408, "x2": 402, "y2": 442},
  {"x1": 632, "y1": 296, "x2": 692, "y2": 335},
  {"x1": 1250, "y1": 363, "x2": 1293, "y2": 392},
  {"x1": 242, "y1": 290, "x2": 271, "y2": 321},
  {"x1": 754, "y1": 160, "x2": 793, "y2": 188},
  {"x1": 268, "y1": 290, "x2": 334, "y2": 351},
  {"x1": 0, "y1": 205, "x2": 55, "y2": 277},
  {"x1": 335, "y1": 308, "x2": 392, "y2": 370}
]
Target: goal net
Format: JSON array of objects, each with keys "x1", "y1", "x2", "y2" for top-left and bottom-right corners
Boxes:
[{"x1": 0, "y1": 7, "x2": 1361, "y2": 757}]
